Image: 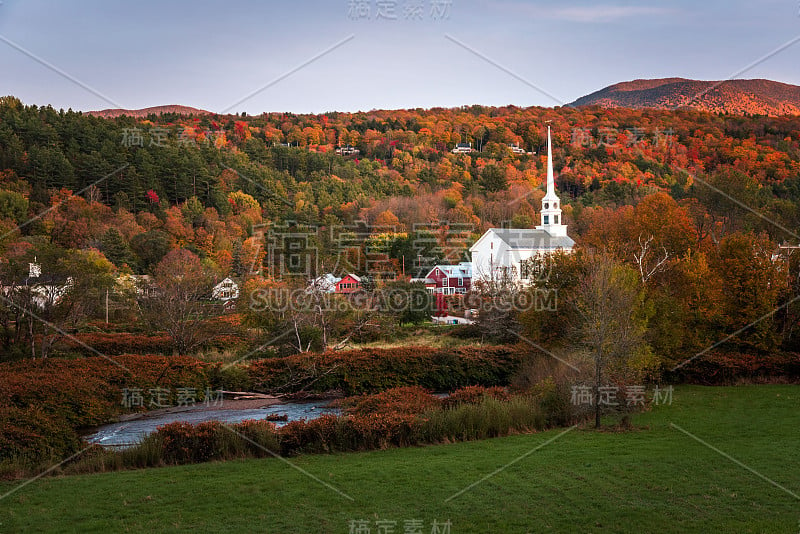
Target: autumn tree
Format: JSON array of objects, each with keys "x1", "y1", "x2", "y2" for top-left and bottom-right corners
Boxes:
[
  {"x1": 569, "y1": 254, "x2": 652, "y2": 428},
  {"x1": 709, "y1": 232, "x2": 782, "y2": 351},
  {"x1": 479, "y1": 164, "x2": 507, "y2": 193},
  {"x1": 137, "y1": 248, "x2": 229, "y2": 355}
]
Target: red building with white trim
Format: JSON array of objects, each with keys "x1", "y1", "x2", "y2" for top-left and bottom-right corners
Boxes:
[
  {"x1": 335, "y1": 273, "x2": 361, "y2": 294},
  {"x1": 421, "y1": 263, "x2": 472, "y2": 295}
]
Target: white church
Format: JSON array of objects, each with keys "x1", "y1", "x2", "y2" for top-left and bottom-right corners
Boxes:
[{"x1": 470, "y1": 126, "x2": 575, "y2": 284}]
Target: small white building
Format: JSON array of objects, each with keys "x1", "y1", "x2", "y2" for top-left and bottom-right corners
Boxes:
[
  {"x1": 116, "y1": 273, "x2": 156, "y2": 297},
  {"x1": 335, "y1": 146, "x2": 360, "y2": 156},
  {"x1": 2, "y1": 262, "x2": 73, "y2": 309},
  {"x1": 509, "y1": 143, "x2": 533, "y2": 155},
  {"x1": 470, "y1": 126, "x2": 574, "y2": 284},
  {"x1": 310, "y1": 273, "x2": 341, "y2": 293},
  {"x1": 212, "y1": 277, "x2": 239, "y2": 301},
  {"x1": 451, "y1": 142, "x2": 473, "y2": 154}
]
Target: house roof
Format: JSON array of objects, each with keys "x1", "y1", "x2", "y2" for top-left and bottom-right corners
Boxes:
[
  {"x1": 213, "y1": 277, "x2": 238, "y2": 288},
  {"x1": 428, "y1": 263, "x2": 472, "y2": 279},
  {"x1": 470, "y1": 228, "x2": 575, "y2": 252},
  {"x1": 340, "y1": 273, "x2": 361, "y2": 282}
]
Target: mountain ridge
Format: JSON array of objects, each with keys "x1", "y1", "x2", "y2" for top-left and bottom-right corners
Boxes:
[
  {"x1": 570, "y1": 78, "x2": 800, "y2": 116},
  {"x1": 86, "y1": 105, "x2": 211, "y2": 118}
]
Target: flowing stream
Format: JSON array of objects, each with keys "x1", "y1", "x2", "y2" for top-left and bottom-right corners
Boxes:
[{"x1": 85, "y1": 401, "x2": 340, "y2": 448}]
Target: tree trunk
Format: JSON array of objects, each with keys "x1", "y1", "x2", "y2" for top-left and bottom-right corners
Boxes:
[{"x1": 595, "y1": 352, "x2": 602, "y2": 429}]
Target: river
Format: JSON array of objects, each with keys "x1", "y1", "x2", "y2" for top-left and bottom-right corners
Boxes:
[{"x1": 85, "y1": 400, "x2": 340, "y2": 448}]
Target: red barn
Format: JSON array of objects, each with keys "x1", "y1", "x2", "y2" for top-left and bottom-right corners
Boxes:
[{"x1": 335, "y1": 273, "x2": 361, "y2": 294}]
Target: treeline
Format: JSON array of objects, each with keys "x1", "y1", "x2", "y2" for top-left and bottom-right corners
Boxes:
[
  {"x1": 2, "y1": 96, "x2": 800, "y2": 255},
  {"x1": 1, "y1": 96, "x2": 800, "y2": 363}
]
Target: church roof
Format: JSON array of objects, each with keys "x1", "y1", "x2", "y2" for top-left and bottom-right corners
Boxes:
[{"x1": 486, "y1": 228, "x2": 575, "y2": 251}]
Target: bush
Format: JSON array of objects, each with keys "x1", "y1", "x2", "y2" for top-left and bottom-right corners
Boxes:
[
  {"x1": 0, "y1": 407, "x2": 82, "y2": 467},
  {"x1": 248, "y1": 345, "x2": 528, "y2": 395},
  {"x1": 533, "y1": 377, "x2": 578, "y2": 427},
  {"x1": 345, "y1": 386, "x2": 441, "y2": 416},
  {"x1": 61, "y1": 333, "x2": 174, "y2": 355},
  {"x1": 442, "y1": 385, "x2": 509, "y2": 408},
  {"x1": 151, "y1": 419, "x2": 282, "y2": 465},
  {"x1": 668, "y1": 351, "x2": 800, "y2": 384},
  {"x1": 206, "y1": 363, "x2": 253, "y2": 391},
  {"x1": 0, "y1": 355, "x2": 210, "y2": 471}
]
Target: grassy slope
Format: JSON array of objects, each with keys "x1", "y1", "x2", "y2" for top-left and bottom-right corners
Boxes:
[{"x1": 1, "y1": 385, "x2": 799, "y2": 533}]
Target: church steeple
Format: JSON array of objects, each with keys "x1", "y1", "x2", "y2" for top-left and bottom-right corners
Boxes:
[
  {"x1": 536, "y1": 125, "x2": 568, "y2": 237},
  {"x1": 544, "y1": 125, "x2": 556, "y2": 201}
]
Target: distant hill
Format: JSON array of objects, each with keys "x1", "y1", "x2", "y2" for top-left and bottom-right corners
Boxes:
[
  {"x1": 570, "y1": 78, "x2": 800, "y2": 116},
  {"x1": 86, "y1": 105, "x2": 211, "y2": 118}
]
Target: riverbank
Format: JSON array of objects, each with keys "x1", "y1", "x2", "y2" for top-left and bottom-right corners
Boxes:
[{"x1": 4, "y1": 385, "x2": 798, "y2": 533}]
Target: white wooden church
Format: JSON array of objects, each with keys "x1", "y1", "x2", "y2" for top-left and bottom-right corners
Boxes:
[{"x1": 470, "y1": 126, "x2": 575, "y2": 283}]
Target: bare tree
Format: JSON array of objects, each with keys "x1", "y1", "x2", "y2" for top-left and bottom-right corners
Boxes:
[
  {"x1": 632, "y1": 234, "x2": 671, "y2": 283},
  {"x1": 137, "y1": 249, "x2": 229, "y2": 355},
  {"x1": 472, "y1": 265, "x2": 522, "y2": 343},
  {"x1": 570, "y1": 254, "x2": 650, "y2": 428}
]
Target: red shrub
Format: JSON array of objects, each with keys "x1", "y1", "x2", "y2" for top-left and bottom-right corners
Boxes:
[
  {"x1": 64, "y1": 333, "x2": 173, "y2": 355},
  {"x1": 673, "y1": 351, "x2": 800, "y2": 384},
  {"x1": 346, "y1": 386, "x2": 441, "y2": 416},
  {"x1": 158, "y1": 421, "x2": 223, "y2": 463},
  {"x1": 248, "y1": 345, "x2": 527, "y2": 395},
  {"x1": 443, "y1": 385, "x2": 509, "y2": 408},
  {"x1": 0, "y1": 355, "x2": 210, "y2": 464}
]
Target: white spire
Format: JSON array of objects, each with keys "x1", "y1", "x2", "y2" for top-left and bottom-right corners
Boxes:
[
  {"x1": 543, "y1": 125, "x2": 557, "y2": 201},
  {"x1": 536, "y1": 125, "x2": 568, "y2": 237}
]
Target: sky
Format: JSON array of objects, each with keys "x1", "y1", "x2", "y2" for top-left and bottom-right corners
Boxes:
[{"x1": 0, "y1": 0, "x2": 798, "y2": 114}]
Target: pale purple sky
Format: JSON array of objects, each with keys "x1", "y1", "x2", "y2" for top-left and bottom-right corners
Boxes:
[{"x1": 1, "y1": 0, "x2": 798, "y2": 113}]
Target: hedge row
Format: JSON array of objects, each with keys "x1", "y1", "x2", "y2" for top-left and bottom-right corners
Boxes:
[
  {"x1": 668, "y1": 350, "x2": 800, "y2": 384},
  {"x1": 247, "y1": 345, "x2": 528, "y2": 395},
  {"x1": 62, "y1": 331, "x2": 249, "y2": 356},
  {"x1": 0, "y1": 355, "x2": 210, "y2": 468}
]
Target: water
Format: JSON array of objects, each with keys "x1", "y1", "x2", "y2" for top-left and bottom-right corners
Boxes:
[{"x1": 85, "y1": 401, "x2": 340, "y2": 448}]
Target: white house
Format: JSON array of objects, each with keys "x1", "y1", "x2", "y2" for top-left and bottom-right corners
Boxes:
[
  {"x1": 508, "y1": 143, "x2": 533, "y2": 155},
  {"x1": 470, "y1": 126, "x2": 574, "y2": 284},
  {"x1": 335, "y1": 146, "x2": 360, "y2": 156},
  {"x1": 451, "y1": 142, "x2": 473, "y2": 154},
  {"x1": 310, "y1": 273, "x2": 341, "y2": 293},
  {"x1": 212, "y1": 277, "x2": 239, "y2": 301},
  {"x1": 2, "y1": 261, "x2": 73, "y2": 309},
  {"x1": 116, "y1": 273, "x2": 156, "y2": 298}
]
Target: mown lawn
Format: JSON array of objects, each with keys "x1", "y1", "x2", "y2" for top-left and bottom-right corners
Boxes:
[{"x1": 1, "y1": 385, "x2": 798, "y2": 533}]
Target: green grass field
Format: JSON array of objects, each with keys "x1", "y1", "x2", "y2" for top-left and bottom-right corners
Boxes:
[{"x1": 2, "y1": 385, "x2": 799, "y2": 533}]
